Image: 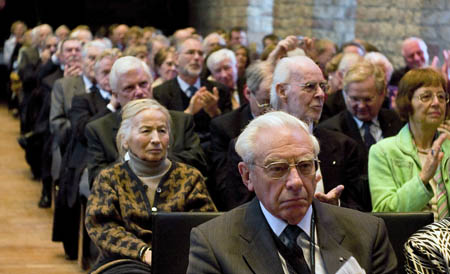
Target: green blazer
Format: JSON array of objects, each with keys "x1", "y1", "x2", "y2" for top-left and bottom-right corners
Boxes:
[{"x1": 369, "y1": 124, "x2": 450, "y2": 213}]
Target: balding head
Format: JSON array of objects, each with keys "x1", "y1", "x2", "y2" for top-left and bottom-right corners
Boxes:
[{"x1": 271, "y1": 56, "x2": 326, "y2": 124}]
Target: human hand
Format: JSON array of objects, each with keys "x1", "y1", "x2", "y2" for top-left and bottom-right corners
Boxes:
[
  {"x1": 184, "y1": 89, "x2": 205, "y2": 115},
  {"x1": 314, "y1": 185, "x2": 344, "y2": 206},
  {"x1": 143, "y1": 249, "x2": 152, "y2": 265},
  {"x1": 267, "y1": 35, "x2": 299, "y2": 66},
  {"x1": 419, "y1": 133, "x2": 447, "y2": 183},
  {"x1": 64, "y1": 60, "x2": 82, "y2": 77},
  {"x1": 40, "y1": 49, "x2": 51, "y2": 64},
  {"x1": 110, "y1": 93, "x2": 120, "y2": 109},
  {"x1": 201, "y1": 87, "x2": 221, "y2": 117},
  {"x1": 431, "y1": 50, "x2": 450, "y2": 82}
]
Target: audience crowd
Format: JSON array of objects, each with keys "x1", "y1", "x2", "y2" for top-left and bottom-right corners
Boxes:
[{"x1": 2, "y1": 20, "x2": 450, "y2": 273}]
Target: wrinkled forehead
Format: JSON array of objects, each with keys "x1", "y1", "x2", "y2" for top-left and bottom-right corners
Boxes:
[
  {"x1": 179, "y1": 39, "x2": 202, "y2": 52},
  {"x1": 290, "y1": 62, "x2": 324, "y2": 82}
]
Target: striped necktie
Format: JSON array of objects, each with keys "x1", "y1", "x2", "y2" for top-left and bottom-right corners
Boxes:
[
  {"x1": 433, "y1": 164, "x2": 449, "y2": 220},
  {"x1": 279, "y1": 225, "x2": 311, "y2": 274}
]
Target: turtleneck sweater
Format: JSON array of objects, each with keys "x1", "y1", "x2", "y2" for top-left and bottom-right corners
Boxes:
[{"x1": 128, "y1": 152, "x2": 172, "y2": 206}]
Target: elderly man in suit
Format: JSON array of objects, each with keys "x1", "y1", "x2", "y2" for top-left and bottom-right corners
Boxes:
[
  {"x1": 188, "y1": 111, "x2": 397, "y2": 274},
  {"x1": 85, "y1": 56, "x2": 207, "y2": 184},
  {"x1": 153, "y1": 35, "x2": 232, "y2": 146},
  {"x1": 318, "y1": 60, "x2": 403, "y2": 161}
]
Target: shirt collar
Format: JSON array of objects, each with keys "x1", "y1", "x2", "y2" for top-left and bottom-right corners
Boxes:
[
  {"x1": 351, "y1": 114, "x2": 380, "y2": 129},
  {"x1": 98, "y1": 88, "x2": 111, "y2": 100},
  {"x1": 176, "y1": 75, "x2": 201, "y2": 92},
  {"x1": 82, "y1": 74, "x2": 95, "y2": 92},
  {"x1": 260, "y1": 201, "x2": 313, "y2": 238}
]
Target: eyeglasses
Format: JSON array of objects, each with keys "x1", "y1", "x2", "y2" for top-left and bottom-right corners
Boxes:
[
  {"x1": 415, "y1": 92, "x2": 449, "y2": 103},
  {"x1": 287, "y1": 82, "x2": 329, "y2": 94},
  {"x1": 345, "y1": 94, "x2": 377, "y2": 104},
  {"x1": 250, "y1": 92, "x2": 272, "y2": 113},
  {"x1": 253, "y1": 159, "x2": 320, "y2": 180}
]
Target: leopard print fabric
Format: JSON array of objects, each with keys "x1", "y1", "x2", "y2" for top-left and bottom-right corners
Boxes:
[
  {"x1": 404, "y1": 217, "x2": 450, "y2": 273},
  {"x1": 85, "y1": 161, "x2": 217, "y2": 261}
]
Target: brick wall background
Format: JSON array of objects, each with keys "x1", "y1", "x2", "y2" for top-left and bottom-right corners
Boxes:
[{"x1": 189, "y1": 0, "x2": 450, "y2": 70}]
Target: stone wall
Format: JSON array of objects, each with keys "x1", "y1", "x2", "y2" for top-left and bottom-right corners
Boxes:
[{"x1": 189, "y1": 0, "x2": 450, "y2": 69}]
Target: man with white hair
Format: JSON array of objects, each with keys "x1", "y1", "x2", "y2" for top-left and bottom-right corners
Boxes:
[
  {"x1": 188, "y1": 111, "x2": 397, "y2": 274},
  {"x1": 271, "y1": 55, "x2": 369, "y2": 211},
  {"x1": 85, "y1": 56, "x2": 207, "y2": 184},
  {"x1": 390, "y1": 37, "x2": 429, "y2": 87},
  {"x1": 207, "y1": 48, "x2": 243, "y2": 109}
]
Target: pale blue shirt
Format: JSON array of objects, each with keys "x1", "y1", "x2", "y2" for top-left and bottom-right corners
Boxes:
[
  {"x1": 260, "y1": 202, "x2": 327, "y2": 273},
  {"x1": 176, "y1": 76, "x2": 201, "y2": 98},
  {"x1": 352, "y1": 115, "x2": 383, "y2": 142}
]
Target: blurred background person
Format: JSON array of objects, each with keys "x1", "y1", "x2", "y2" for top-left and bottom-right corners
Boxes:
[{"x1": 152, "y1": 47, "x2": 177, "y2": 88}]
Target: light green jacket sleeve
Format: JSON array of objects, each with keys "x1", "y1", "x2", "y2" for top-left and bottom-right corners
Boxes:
[{"x1": 368, "y1": 133, "x2": 433, "y2": 212}]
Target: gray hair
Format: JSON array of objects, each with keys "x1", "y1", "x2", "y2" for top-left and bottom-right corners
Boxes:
[
  {"x1": 235, "y1": 111, "x2": 320, "y2": 164},
  {"x1": 175, "y1": 35, "x2": 202, "y2": 53},
  {"x1": 337, "y1": 53, "x2": 363, "y2": 73},
  {"x1": 401, "y1": 37, "x2": 429, "y2": 66},
  {"x1": 109, "y1": 56, "x2": 153, "y2": 93},
  {"x1": 364, "y1": 52, "x2": 394, "y2": 83},
  {"x1": 206, "y1": 48, "x2": 236, "y2": 72},
  {"x1": 94, "y1": 48, "x2": 122, "y2": 73},
  {"x1": 82, "y1": 40, "x2": 109, "y2": 58},
  {"x1": 270, "y1": 56, "x2": 305, "y2": 110},
  {"x1": 116, "y1": 99, "x2": 172, "y2": 158},
  {"x1": 246, "y1": 61, "x2": 273, "y2": 94},
  {"x1": 202, "y1": 32, "x2": 226, "y2": 50}
]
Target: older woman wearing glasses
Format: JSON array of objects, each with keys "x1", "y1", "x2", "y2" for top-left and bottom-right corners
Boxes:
[{"x1": 369, "y1": 68, "x2": 450, "y2": 221}]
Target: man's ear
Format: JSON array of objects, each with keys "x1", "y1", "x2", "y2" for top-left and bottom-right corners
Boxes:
[
  {"x1": 243, "y1": 85, "x2": 251, "y2": 102},
  {"x1": 238, "y1": 162, "x2": 254, "y2": 192},
  {"x1": 276, "y1": 83, "x2": 288, "y2": 104}
]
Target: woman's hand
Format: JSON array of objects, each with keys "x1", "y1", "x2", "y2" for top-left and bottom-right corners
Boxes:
[
  {"x1": 143, "y1": 249, "x2": 152, "y2": 265},
  {"x1": 419, "y1": 133, "x2": 447, "y2": 183},
  {"x1": 438, "y1": 120, "x2": 450, "y2": 136}
]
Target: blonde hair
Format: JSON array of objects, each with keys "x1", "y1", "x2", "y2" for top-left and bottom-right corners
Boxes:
[{"x1": 343, "y1": 60, "x2": 386, "y2": 95}]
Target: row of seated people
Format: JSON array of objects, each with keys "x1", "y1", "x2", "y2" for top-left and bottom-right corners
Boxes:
[{"x1": 4, "y1": 21, "x2": 450, "y2": 272}]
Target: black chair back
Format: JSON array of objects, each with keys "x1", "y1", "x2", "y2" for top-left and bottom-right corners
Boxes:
[{"x1": 151, "y1": 212, "x2": 222, "y2": 274}]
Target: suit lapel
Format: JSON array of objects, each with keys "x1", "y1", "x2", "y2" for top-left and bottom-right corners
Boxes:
[
  {"x1": 313, "y1": 200, "x2": 353, "y2": 273},
  {"x1": 343, "y1": 110, "x2": 365, "y2": 148},
  {"x1": 240, "y1": 199, "x2": 285, "y2": 274}
]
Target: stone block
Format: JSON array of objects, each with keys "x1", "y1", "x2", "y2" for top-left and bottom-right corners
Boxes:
[{"x1": 440, "y1": 27, "x2": 450, "y2": 43}]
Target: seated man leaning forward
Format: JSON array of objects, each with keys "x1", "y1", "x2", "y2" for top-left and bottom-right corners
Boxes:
[
  {"x1": 187, "y1": 111, "x2": 397, "y2": 274},
  {"x1": 86, "y1": 99, "x2": 217, "y2": 273}
]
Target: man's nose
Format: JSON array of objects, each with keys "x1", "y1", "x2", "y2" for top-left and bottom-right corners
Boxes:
[{"x1": 285, "y1": 166, "x2": 303, "y2": 191}]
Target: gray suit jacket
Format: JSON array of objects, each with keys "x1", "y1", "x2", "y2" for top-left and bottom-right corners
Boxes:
[
  {"x1": 50, "y1": 75, "x2": 86, "y2": 147},
  {"x1": 188, "y1": 199, "x2": 397, "y2": 274}
]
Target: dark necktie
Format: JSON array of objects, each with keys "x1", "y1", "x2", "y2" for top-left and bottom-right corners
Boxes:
[
  {"x1": 187, "y1": 86, "x2": 197, "y2": 98},
  {"x1": 279, "y1": 225, "x2": 311, "y2": 274},
  {"x1": 90, "y1": 85, "x2": 99, "y2": 94},
  {"x1": 363, "y1": 121, "x2": 376, "y2": 149}
]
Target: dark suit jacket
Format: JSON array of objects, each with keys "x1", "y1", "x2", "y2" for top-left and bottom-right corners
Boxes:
[
  {"x1": 188, "y1": 198, "x2": 397, "y2": 274},
  {"x1": 318, "y1": 109, "x2": 404, "y2": 162},
  {"x1": 217, "y1": 128, "x2": 372, "y2": 211},
  {"x1": 85, "y1": 110, "x2": 207, "y2": 184},
  {"x1": 320, "y1": 90, "x2": 346, "y2": 122},
  {"x1": 208, "y1": 104, "x2": 253, "y2": 209},
  {"x1": 153, "y1": 78, "x2": 232, "y2": 142},
  {"x1": 218, "y1": 127, "x2": 369, "y2": 211},
  {"x1": 58, "y1": 90, "x2": 109, "y2": 208}
]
